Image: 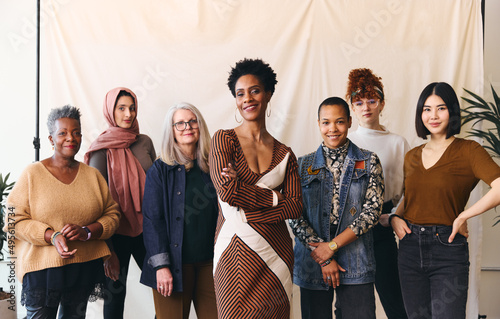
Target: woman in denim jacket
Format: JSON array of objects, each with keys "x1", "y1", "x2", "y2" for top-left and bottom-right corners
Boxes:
[{"x1": 290, "y1": 97, "x2": 384, "y2": 319}]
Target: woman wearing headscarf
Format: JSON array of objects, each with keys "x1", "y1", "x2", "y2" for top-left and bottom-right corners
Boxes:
[{"x1": 85, "y1": 87, "x2": 156, "y2": 319}]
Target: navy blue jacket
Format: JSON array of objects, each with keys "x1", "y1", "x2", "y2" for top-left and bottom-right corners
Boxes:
[{"x1": 140, "y1": 159, "x2": 218, "y2": 292}]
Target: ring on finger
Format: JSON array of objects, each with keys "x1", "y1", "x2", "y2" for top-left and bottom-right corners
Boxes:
[{"x1": 327, "y1": 276, "x2": 331, "y2": 280}]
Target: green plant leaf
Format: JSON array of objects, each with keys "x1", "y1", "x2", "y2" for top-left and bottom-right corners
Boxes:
[{"x1": 491, "y1": 85, "x2": 500, "y2": 115}]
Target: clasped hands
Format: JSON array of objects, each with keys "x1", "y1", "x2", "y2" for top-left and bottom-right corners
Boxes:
[
  {"x1": 49, "y1": 223, "x2": 88, "y2": 259},
  {"x1": 309, "y1": 242, "x2": 345, "y2": 288}
]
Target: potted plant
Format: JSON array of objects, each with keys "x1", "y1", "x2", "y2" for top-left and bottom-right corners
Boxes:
[
  {"x1": 0, "y1": 173, "x2": 15, "y2": 261},
  {"x1": 461, "y1": 85, "x2": 500, "y2": 225}
]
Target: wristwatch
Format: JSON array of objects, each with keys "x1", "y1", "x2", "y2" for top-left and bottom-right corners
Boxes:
[
  {"x1": 328, "y1": 240, "x2": 338, "y2": 252},
  {"x1": 82, "y1": 226, "x2": 91, "y2": 241}
]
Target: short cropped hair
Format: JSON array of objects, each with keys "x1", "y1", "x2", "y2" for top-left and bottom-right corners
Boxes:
[
  {"x1": 318, "y1": 97, "x2": 350, "y2": 120},
  {"x1": 47, "y1": 105, "x2": 81, "y2": 135},
  {"x1": 160, "y1": 102, "x2": 211, "y2": 173},
  {"x1": 227, "y1": 58, "x2": 277, "y2": 97},
  {"x1": 415, "y1": 82, "x2": 461, "y2": 139}
]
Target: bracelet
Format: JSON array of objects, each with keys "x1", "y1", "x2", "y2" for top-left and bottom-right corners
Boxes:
[
  {"x1": 388, "y1": 213, "x2": 403, "y2": 225},
  {"x1": 321, "y1": 258, "x2": 332, "y2": 267},
  {"x1": 51, "y1": 231, "x2": 62, "y2": 245},
  {"x1": 82, "y1": 226, "x2": 91, "y2": 241}
]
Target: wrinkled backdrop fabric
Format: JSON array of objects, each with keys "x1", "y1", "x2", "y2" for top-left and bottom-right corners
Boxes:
[{"x1": 9, "y1": 0, "x2": 486, "y2": 318}]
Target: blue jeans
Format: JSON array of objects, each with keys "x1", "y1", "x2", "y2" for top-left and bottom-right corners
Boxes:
[
  {"x1": 398, "y1": 223, "x2": 469, "y2": 319},
  {"x1": 300, "y1": 283, "x2": 375, "y2": 319}
]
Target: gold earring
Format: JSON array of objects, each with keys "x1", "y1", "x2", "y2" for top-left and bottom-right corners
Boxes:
[
  {"x1": 235, "y1": 107, "x2": 242, "y2": 123},
  {"x1": 267, "y1": 101, "x2": 272, "y2": 117}
]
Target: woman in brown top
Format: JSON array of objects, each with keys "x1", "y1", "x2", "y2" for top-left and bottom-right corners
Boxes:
[{"x1": 390, "y1": 82, "x2": 500, "y2": 319}]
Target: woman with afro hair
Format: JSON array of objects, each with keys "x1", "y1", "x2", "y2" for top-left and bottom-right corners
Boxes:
[
  {"x1": 346, "y1": 68, "x2": 408, "y2": 319},
  {"x1": 208, "y1": 58, "x2": 303, "y2": 318}
]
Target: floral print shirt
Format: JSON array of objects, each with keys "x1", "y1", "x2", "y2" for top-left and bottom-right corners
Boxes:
[{"x1": 290, "y1": 141, "x2": 384, "y2": 247}]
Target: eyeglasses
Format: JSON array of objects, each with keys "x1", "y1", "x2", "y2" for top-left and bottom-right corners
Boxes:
[
  {"x1": 173, "y1": 119, "x2": 199, "y2": 131},
  {"x1": 352, "y1": 99, "x2": 379, "y2": 109}
]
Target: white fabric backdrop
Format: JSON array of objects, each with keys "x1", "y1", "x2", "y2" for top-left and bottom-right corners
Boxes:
[{"x1": 2, "y1": 0, "x2": 485, "y2": 318}]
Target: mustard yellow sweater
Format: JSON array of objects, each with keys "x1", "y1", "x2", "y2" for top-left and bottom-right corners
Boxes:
[{"x1": 5, "y1": 162, "x2": 120, "y2": 281}]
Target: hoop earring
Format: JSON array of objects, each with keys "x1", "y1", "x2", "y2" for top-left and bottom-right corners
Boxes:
[
  {"x1": 267, "y1": 102, "x2": 272, "y2": 117},
  {"x1": 235, "y1": 107, "x2": 242, "y2": 123}
]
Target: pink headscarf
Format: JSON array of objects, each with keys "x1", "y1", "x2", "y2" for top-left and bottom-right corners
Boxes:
[{"x1": 84, "y1": 87, "x2": 146, "y2": 237}]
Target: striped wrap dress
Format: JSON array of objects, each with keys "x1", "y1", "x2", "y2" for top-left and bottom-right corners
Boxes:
[{"x1": 209, "y1": 129, "x2": 303, "y2": 319}]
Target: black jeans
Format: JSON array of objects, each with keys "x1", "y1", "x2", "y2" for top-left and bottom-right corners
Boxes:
[
  {"x1": 373, "y1": 221, "x2": 408, "y2": 319},
  {"x1": 26, "y1": 298, "x2": 89, "y2": 319},
  {"x1": 398, "y1": 223, "x2": 469, "y2": 319},
  {"x1": 103, "y1": 233, "x2": 146, "y2": 319},
  {"x1": 300, "y1": 283, "x2": 375, "y2": 319}
]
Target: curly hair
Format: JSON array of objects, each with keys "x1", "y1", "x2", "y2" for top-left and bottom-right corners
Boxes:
[
  {"x1": 346, "y1": 68, "x2": 384, "y2": 103},
  {"x1": 47, "y1": 105, "x2": 81, "y2": 135},
  {"x1": 227, "y1": 58, "x2": 278, "y2": 97}
]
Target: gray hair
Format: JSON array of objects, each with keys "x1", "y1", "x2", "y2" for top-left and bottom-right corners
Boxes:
[
  {"x1": 160, "y1": 102, "x2": 211, "y2": 173},
  {"x1": 47, "y1": 105, "x2": 81, "y2": 135}
]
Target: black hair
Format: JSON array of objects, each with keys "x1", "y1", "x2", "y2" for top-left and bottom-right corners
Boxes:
[
  {"x1": 47, "y1": 105, "x2": 81, "y2": 135},
  {"x1": 114, "y1": 90, "x2": 135, "y2": 109},
  {"x1": 227, "y1": 58, "x2": 277, "y2": 97},
  {"x1": 318, "y1": 97, "x2": 350, "y2": 120},
  {"x1": 415, "y1": 82, "x2": 461, "y2": 139}
]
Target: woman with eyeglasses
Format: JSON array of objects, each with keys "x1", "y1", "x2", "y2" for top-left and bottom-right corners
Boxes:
[
  {"x1": 85, "y1": 87, "x2": 156, "y2": 319},
  {"x1": 140, "y1": 103, "x2": 218, "y2": 319},
  {"x1": 346, "y1": 68, "x2": 408, "y2": 319},
  {"x1": 391, "y1": 82, "x2": 500, "y2": 318}
]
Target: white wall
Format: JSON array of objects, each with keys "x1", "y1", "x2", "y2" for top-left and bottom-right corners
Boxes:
[{"x1": 478, "y1": 1, "x2": 500, "y2": 318}]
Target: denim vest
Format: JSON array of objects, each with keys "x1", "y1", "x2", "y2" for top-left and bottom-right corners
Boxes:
[{"x1": 293, "y1": 142, "x2": 376, "y2": 289}]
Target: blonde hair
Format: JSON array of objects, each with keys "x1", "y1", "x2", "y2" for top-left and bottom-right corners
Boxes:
[{"x1": 160, "y1": 102, "x2": 211, "y2": 172}]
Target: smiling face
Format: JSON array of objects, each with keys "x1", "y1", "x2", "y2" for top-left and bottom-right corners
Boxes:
[
  {"x1": 351, "y1": 97, "x2": 384, "y2": 129},
  {"x1": 173, "y1": 109, "x2": 199, "y2": 148},
  {"x1": 234, "y1": 74, "x2": 272, "y2": 122},
  {"x1": 318, "y1": 104, "x2": 352, "y2": 149},
  {"x1": 421, "y1": 94, "x2": 450, "y2": 137},
  {"x1": 114, "y1": 95, "x2": 136, "y2": 129},
  {"x1": 49, "y1": 117, "x2": 82, "y2": 159}
]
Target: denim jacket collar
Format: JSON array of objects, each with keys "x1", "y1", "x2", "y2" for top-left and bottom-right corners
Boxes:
[{"x1": 308, "y1": 140, "x2": 369, "y2": 173}]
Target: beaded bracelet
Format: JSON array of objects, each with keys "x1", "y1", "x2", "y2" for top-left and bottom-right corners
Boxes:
[
  {"x1": 51, "y1": 231, "x2": 62, "y2": 246},
  {"x1": 321, "y1": 258, "x2": 332, "y2": 268}
]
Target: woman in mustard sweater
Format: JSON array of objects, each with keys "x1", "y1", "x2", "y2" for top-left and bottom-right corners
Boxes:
[
  {"x1": 390, "y1": 82, "x2": 500, "y2": 318},
  {"x1": 5, "y1": 105, "x2": 120, "y2": 319}
]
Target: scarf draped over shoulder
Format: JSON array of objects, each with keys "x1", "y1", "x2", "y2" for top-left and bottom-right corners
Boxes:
[{"x1": 84, "y1": 87, "x2": 146, "y2": 237}]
